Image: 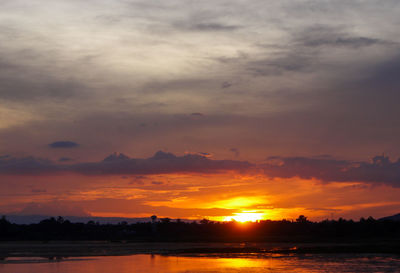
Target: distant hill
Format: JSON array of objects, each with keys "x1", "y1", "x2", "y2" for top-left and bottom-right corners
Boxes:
[
  {"x1": 379, "y1": 213, "x2": 400, "y2": 221},
  {"x1": 3, "y1": 215, "x2": 195, "y2": 225}
]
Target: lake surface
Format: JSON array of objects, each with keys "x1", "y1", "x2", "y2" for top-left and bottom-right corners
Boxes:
[{"x1": 2, "y1": 254, "x2": 400, "y2": 273}]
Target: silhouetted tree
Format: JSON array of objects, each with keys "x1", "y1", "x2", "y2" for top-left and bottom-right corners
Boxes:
[
  {"x1": 200, "y1": 218, "x2": 210, "y2": 224},
  {"x1": 296, "y1": 215, "x2": 309, "y2": 223},
  {"x1": 1, "y1": 215, "x2": 399, "y2": 242}
]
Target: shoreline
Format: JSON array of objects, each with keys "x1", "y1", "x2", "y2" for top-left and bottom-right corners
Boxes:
[{"x1": 1, "y1": 241, "x2": 400, "y2": 259}]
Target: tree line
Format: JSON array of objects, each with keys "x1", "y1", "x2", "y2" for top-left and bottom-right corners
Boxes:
[{"x1": 1, "y1": 215, "x2": 399, "y2": 242}]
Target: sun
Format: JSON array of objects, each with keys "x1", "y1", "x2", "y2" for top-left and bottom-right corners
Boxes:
[{"x1": 224, "y1": 211, "x2": 265, "y2": 223}]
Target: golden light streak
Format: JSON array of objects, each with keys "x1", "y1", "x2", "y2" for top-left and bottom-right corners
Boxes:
[
  {"x1": 223, "y1": 211, "x2": 265, "y2": 222},
  {"x1": 208, "y1": 196, "x2": 268, "y2": 209}
]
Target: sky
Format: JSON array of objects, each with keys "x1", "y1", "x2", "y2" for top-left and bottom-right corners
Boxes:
[{"x1": 1, "y1": 0, "x2": 400, "y2": 221}]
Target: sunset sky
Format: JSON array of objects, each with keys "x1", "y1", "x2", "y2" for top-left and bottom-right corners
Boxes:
[{"x1": 1, "y1": 0, "x2": 400, "y2": 221}]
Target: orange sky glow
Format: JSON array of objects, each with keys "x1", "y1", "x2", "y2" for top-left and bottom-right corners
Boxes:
[{"x1": 2, "y1": 170, "x2": 400, "y2": 221}]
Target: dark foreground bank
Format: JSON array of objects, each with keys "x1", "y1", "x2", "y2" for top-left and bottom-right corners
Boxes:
[
  {"x1": 1, "y1": 215, "x2": 400, "y2": 259},
  {"x1": 1, "y1": 241, "x2": 400, "y2": 259},
  {"x1": 1, "y1": 215, "x2": 400, "y2": 242}
]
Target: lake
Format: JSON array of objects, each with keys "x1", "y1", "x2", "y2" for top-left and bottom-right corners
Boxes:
[{"x1": 2, "y1": 254, "x2": 400, "y2": 273}]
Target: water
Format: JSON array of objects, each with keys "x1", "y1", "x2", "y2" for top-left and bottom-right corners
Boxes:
[{"x1": 1, "y1": 254, "x2": 400, "y2": 273}]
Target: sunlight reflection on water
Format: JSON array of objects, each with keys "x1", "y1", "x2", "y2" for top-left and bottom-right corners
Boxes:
[{"x1": 1, "y1": 254, "x2": 400, "y2": 273}]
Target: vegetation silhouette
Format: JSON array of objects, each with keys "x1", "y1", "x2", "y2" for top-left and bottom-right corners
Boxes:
[{"x1": 1, "y1": 215, "x2": 399, "y2": 242}]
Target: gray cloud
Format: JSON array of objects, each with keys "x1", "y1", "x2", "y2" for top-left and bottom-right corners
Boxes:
[
  {"x1": 303, "y1": 36, "x2": 383, "y2": 48},
  {"x1": 2, "y1": 151, "x2": 400, "y2": 187},
  {"x1": 49, "y1": 141, "x2": 79, "y2": 149},
  {"x1": 0, "y1": 156, "x2": 59, "y2": 175},
  {"x1": 59, "y1": 157, "x2": 73, "y2": 162},
  {"x1": 293, "y1": 25, "x2": 391, "y2": 49},
  {"x1": 230, "y1": 148, "x2": 240, "y2": 157},
  {"x1": 221, "y1": 81, "x2": 232, "y2": 88},
  {"x1": 18, "y1": 201, "x2": 90, "y2": 217},
  {"x1": 13, "y1": 198, "x2": 236, "y2": 219},
  {"x1": 247, "y1": 26, "x2": 396, "y2": 76},
  {"x1": 0, "y1": 151, "x2": 252, "y2": 176},
  {"x1": 31, "y1": 188, "x2": 47, "y2": 193},
  {"x1": 183, "y1": 23, "x2": 241, "y2": 32},
  {"x1": 263, "y1": 155, "x2": 400, "y2": 187},
  {"x1": 191, "y1": 113, "x2": 204, "y2": 117},
  {"x1": 1, "y1": 0, "x2": 400, "y2": 169},
  {"x1": 0, "y1": 53, "x2": 84, "y2": 102},
  {"x1": 247, "y1": 53, "x2": 315, "y2": 76}
]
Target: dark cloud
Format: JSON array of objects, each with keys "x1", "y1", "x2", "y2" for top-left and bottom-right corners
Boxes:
[
  {"x1": 197, "y1": 152, "x2": 212, "y2": 158},
  {"x1": 221, "y1": 81, "x2": 232, "y2": 88},
  {"x1": 247, "y1": 53, "x2": 315, "y2": 76},
  {"x1": 59, "y1": 157, "x2": 73, "y2": 162},
  {"x1": 263, "y1": 155, "x2": 400, "y2": 187},
  {"x1": 364, "y1": 54, "x2": 400, "y2": 90},
  {"x1": 18, "y1": 202, "x2": 90, "y2": 217},
  {"x1": 16, "y1": 198, "x2": 235, "y2": 219},
  {"x1": 248, "y1": 25, "x2": 396, "y2": 76},
  {"x1": 0, "y1": 0, "x2": 399, "y2": 174},
  {"x1": 103, "y1": 152, "x2": 130, "y2": 162},
  {"x1": 313, "y1": 155, "x2": 334, "y2": 159},
  {"x1": 294, "y1": 26, "x2": 390, "y2": 49},
  {"x1": 176, "y1": 22, "x2": 241, "y2": 32},
  {"x1": 129, "y1": 175, "x2": 146, "y2": 185},
  {"x1": 49, "y1": 141, "x2": 79, "y2": 149},
  {"x1": 230, "y1": 148, "x2": 240, "y2": 157},
  {"x1": 0, "y1": 151, "x2": 252, "y2": 176},
  {"x1": 0, "y1": 56, "x2": 83, "y2": 102},
  {"x1": 303, "y1": 36, "x2": 383, "y2": 48},
  {"x1": 3, "y1": 151, "x2": 400, "y2": 187},
  {"x1": 0, "y1": 156, "x2": 59, "y2": 175},
  {"x1": 31, "y1": 189, "x2": 47, "y2": 193}
]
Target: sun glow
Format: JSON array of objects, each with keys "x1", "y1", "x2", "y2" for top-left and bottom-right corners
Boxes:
[
  {"x1": 211, "y1": 197, "x2": 267, "y2": 209},
  {"x1": 223, "y1": 211, "x2": 265, "y2": 223}
]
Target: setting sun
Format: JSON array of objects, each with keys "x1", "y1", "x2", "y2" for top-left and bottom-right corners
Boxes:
[{"x1": 224, "y1": 212, "x2": 265, "y2": 223}]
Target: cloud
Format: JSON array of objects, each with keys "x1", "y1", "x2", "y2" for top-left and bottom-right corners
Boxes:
[
  {"x1": 247, "y1": 52, "x2": 315, "y2": 76},
  {"x1": 230, "y1": 148, "x2": 240, "y2": 157},
  {"x1": 191, "y1": 112, "x2": 204, "y2": 117},
  {"x1": 2, "y1": 151, "x2": 400, "y2": 187},
  {"x1": 221, "y1": 81, "x2": 232, "y2": 88},
  {"x1": 303, "y1": 36, "x2": 383, "y2": 48},
  {"x1": 59, "y1": 157, "x2": 73, "y2": 162},
  {"x1": 31, "y1": 188, "x2": 47, "y2": 193},
  {"x1": 18, "y1": 202, "x2": 90, "y2": 217},
  {"x1": 0, "y1": 156, "x2": 59, "y2": 175},
  {"x1": 0, "y1": 55, "x2": 84, "y2": 102},
  {"x1": 0, "y1": 151, "x2": 252, "y2": 176},
  {"x1": 49, "y1": 141, "x2": 79, "y2": 149},
  {"x1": 187, "y1": 23, "x2": 240, "y2": 32},
  {"x1": 103, "y1": 152, "x2": 130, "y2": 162},
  {"x1": 4, "y1": 197, "x2": 238, "y2": 219},
  {"x1": 73, "y1": 151, "x2": 252, "y2": 175},
  {"x1": 247, "y1": 24, "x2": 396, "y2": 76},
  {"x1": 173, "y1": 22, "x2": 241, "y2": 32},
  {"x1": 294, "y1": 26, "x2": 390, "y2": 49},
  {"x1": 263, "y1": 155, "x2": 400, "y2": 187},
  {"x1": 1, "y1": 0, "x2": 400, "y2": 173}
]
